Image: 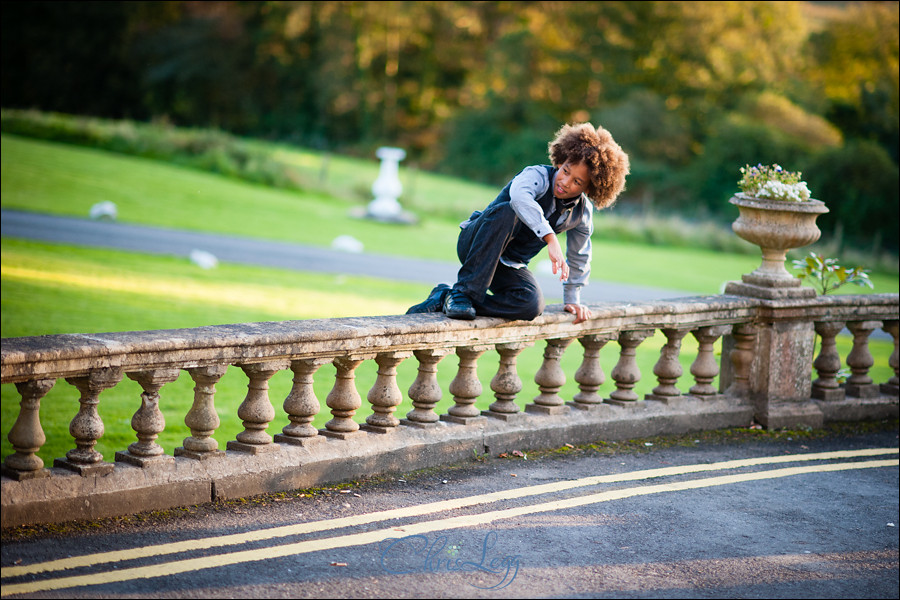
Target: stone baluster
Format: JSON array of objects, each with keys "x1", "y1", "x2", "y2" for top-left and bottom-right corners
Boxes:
[
  {"x1": 607, "y1": 330, "x2": 653, "y2": 405},
  {"x1": 227, "y1": 361, "x2": 288, "y2": 453},
  {"x1": 404, "y1": 349, "x2": 450, "y2": 427},
  {"x1": 177, "y1": 365, "x2": 229, "y2": 460},
  {"x1": 364, "y1": 351, "x2": 412, "y2": 433},
  {"x1": 54, "y1": 367, "x2": 123, "y2": 476},
  {"x1": 116, "y1": 368, "x2": 181, "y2": 468},
  {"x1": 2, "y1": 379, "x2": 55, "y2": 480},
  {"x1": 322, "y1": 354, "x2": 374, "y2": 438},
  {"x1": 688, "y1": 325, "x2": 732, "y2": 399},
  {"x1": 810, "y1": 321, "x2": 846, "y2": 401},
  {"x1": 725, "y1": 323, "x2": 757, "y2": 398},
  {"x1": 442, "y1": 345, "x2": 490, "y2": 425},
  {"x1": 274, "y1": 358, "x2": 331, "y2": 447},
  {"x1": 844, "y1": 320, "x2": 883, "y2": 398},
  {"x1": 485, "y1": 342, "x2": 531, "y2": 420},
  {"x1": 571, "y1": 335, "x2": 611, "y2": 409},
  {"x1": 881, "y1": 320, "x2": 899, "y2": 396},
  {"x1": 528, "y1": 338, "x2": 574, "y2": 415},
  {"x1": 646, "y1": 329, "x2": 689, "y2": 403}
]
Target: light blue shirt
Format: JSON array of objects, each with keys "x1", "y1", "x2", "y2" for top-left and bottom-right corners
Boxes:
[{"x1": 506, "y1": 166, "x2": 593, "y2": 305}]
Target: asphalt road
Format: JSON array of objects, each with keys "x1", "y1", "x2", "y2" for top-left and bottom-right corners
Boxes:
[
  {"x1": 0, "y1": 208, "x2": 695, "y2": 304},
  {"x1": 1, "y1": 425, "x2": 897, "y2": 599}
]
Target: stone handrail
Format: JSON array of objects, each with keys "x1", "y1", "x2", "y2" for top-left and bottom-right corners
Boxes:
[{"x1": 2, "y1": 293, "x2": 898, "y2": 528}]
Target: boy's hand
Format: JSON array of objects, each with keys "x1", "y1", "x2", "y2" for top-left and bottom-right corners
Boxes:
[
  {"x1": 543, "y1": 233, "x2": 569, "y2": 281},
  {"x1": 565, "y1": 303, "x2": 592, "y2": 324}
]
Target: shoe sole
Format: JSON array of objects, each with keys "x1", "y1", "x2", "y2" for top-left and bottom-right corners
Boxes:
[{"x1": 444, "y1": 309, "x2": 476, "y2": 320}]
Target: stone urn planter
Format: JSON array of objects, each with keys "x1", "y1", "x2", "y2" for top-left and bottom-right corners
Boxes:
[{"x1": 724, "y1": 193, "x2": 829, "y2": 299}]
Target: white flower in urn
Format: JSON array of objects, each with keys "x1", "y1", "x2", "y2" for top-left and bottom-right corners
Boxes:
[{"x1": 737, "y1": 164, "x2": 811, "y2": 202}]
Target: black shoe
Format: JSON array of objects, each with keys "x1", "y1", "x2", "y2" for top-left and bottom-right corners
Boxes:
[
  {"x1": 443, "y1": 290, "x2": 476, "y2": 320},
  {"x1": 406, "y1": 284, "x2": 450, "y2": 314}
]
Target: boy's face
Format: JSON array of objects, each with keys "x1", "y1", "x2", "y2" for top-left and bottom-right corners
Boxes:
[{"x1": 554, "y1": 161, "x2": 590, "y2": 199}]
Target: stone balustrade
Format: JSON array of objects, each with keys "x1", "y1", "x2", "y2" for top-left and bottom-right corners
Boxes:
[{"x1": 2, "y1": 293, "x2": 898, "y2": 528}]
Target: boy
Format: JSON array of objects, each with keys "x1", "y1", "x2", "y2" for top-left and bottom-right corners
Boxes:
[{"x1": 407, "y1": 122, "x2": 629, "y2": 324}]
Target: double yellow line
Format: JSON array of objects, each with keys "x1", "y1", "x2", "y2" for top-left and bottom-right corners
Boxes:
[{"x1": 2, "y1": 448, "x2": 897, "y2": 596}]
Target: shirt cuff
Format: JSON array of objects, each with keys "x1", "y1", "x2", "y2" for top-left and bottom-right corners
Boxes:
[
  {"x1": 563, "y1": 284, "x2": 582, "y2": 306},
  {"x1": 534, "y1": 222, "x2": 554, "y2": 240}
]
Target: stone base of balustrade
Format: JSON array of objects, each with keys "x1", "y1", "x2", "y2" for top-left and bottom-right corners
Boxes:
[
  {"x1": 226, "y1": 440, "x2": 279, "y2": 454},
  {"x1": 756, "y1": 401, "x2": 825, "y2": 430},
  {"x1": 115, "y1": 451, "x2": 175, "y2": 469},
  {"x1": 400, "y1": 418, "x2": 440, "y2": 429},
  {"x1": 273, "y1": 433, "x2": 327, "y2": 447},
  {"x1": 52, "y1": 458, "x2": 115, "y2": 477},
  {"x1": 174, "y1": 447, "x2": 226, "y2": 460},
  {"x1": 811, "y1": 387, "x2": 845, "y2": 402},
  {"x1": 360, "y1": 424, "x2": 400, "y2": 435},
  {"x1": 439, "y1": 414, "x2": 487, "y2": 425},
  {"x1": 567, "y1": 401, "x2": 604, "y2": 411},
  {"x1": 318, "y1": 428, "x2": 367, "y2": 440},
  {"x1": 813, "y1": 394, "x2": 899, "y2": 423},
  {"x1": 604, "y1": 397, "x2": 643, "y2": 407},
  {"x1": 844, "y1": 383, "x2": 882, "y2": 399},
  {"x1": 482, "y1": 409, "x2": 526, "y2": 422},
  {"x1": 525, "y1": 403, "x2": 571, "y2": 416},
  {"x1": 687, "y1": 393, "x2": 728, "y2": 402},
  {"x1": 644, "y1": 393, "x2": 683, "y2": 404},
  {"x1": 1, "y1": 465, "x2": 50, "y2": 481},
  {"x1": 881, "y1": 382, "x2": 899, "y2": 396}
]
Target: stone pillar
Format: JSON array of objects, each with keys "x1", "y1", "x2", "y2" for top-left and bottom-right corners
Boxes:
[
  {"x1": 2, "y1": 379, "x2": 55, "y2": 480},
  {"x1": 570, "y1": 334, "x2": 611, "y2": 410},
  {"x1": 227, "y1": 361, "x2": 287, "y2": 453},
  {"x1": 364, "y1": 351, "x2": 412, "y2": 433},
  {"x1": 404, "y1": 349, "x2": 450, "y2": 427},
  {"x1": 810, "y1": 321, "x2": 846, "y2": 401},
  {"x1": 485, "y1": 342, "x2": 531, "y2": 421},
  {"x1": 688, "y1": 325, "x2": 732, "y2": 399},
  {"x1": 55, "y1": 367, "x2": 123, "y2": 476},
  {"x1": 321, "y1": 354, "x2": 373, "y2": 438},
  {"x1": 177, "y1": 365, "x2": 228, "y2": 460},
  {"x1": 881, "y1": 320, "x2": 899, "y2": 396},
  {"x1": 746, "y1": 318, "x2": 821, "y2": 429},
  {"x1": 116, "y1": 368, "x2": 181, "y2": 468},
  {"x1": 646, "y1": 329, "x2": 689, "y2": 403},
  {"x1": 607, "y1": 330, "x2": 653, "y2": 405},
  {"x1": 528, "y1": 338, "x2": 574, "y2": 415},
  {"x1": 442, "y1": 345, "x2": 489, "y2": 425},
  {"x1": 844, "y1": 320, "x2": 882, "y2": 398},
  {"x1": 275, "y1": 358, "x2": 331, "y2": 447}
]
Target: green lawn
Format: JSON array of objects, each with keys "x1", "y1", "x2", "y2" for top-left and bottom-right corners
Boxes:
[
  {"x1": 3, "y1": 133, "x2": 896, "y2": 295},
  {"x1": 1, "y1": 133, "x2": 897, "y2": 466}
]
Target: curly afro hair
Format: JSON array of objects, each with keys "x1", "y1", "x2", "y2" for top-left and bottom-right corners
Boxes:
[{"x1": 548, "y1": 122, "x2": 630, "y2": 210}]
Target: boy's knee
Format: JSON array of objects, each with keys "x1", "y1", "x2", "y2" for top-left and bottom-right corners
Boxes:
[{"x1": 518, "y1": 295, "x2": 545, "y2": 321}]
